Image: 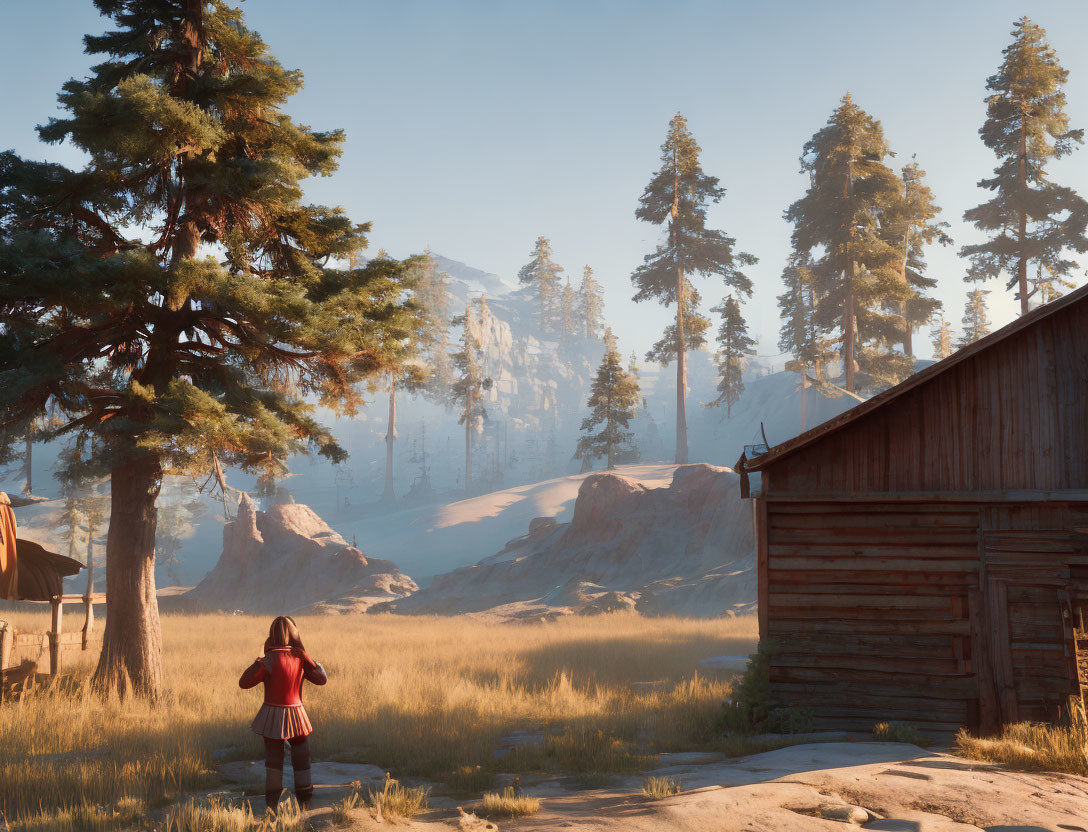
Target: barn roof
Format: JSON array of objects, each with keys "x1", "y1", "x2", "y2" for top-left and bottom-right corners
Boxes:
[{"x1": 745, "y1": 282, "x2": 1088, "y2": 473}]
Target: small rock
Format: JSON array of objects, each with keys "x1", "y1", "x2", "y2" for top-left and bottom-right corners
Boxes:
[{"x1": 817, "y1": 803, "x2": 870, "y2": 824}]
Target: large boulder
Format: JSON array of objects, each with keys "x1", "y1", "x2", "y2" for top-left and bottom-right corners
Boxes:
[
  {"x1": 186, "y1": 495, "x2": 417, "y2": 614},
  {"x1": 380, "y1": 463, "x2": 754, "y2": 618}
]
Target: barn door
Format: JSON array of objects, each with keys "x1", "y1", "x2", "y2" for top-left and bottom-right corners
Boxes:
[{"x1": 982, "y1": 530, "x2": 1086, "y2": 724}]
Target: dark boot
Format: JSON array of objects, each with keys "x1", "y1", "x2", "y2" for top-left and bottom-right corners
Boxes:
[
  {"x1": 265, "y1": 788, "x2": 282, "y2": 812},
  {"x1": 290, "y1": 736, "x2": 313, "y2": 808}
]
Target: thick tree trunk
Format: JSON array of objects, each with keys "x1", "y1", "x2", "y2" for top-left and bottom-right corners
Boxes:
[
  {"x1": 92, "y1": 453, "x2": 163, "y2": 698},
  {"x1": 383, "y1": 385, "x2": 396, "y2": 501},
  {"x1": 674, "y1": 269, "x2": 689, "y2": 465}
]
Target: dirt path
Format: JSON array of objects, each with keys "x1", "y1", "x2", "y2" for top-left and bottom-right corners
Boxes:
[{"x1": 266, "y1": 742, "x2": 1088, "y2": 831}]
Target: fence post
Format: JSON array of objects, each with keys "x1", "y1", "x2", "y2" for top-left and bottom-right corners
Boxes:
[
  {"x1": 49, "y1": 595, "x2": 63, "y2": 678},
  {"x1": 0, "y1": 620, "x2": 9, "y2": 703},
  {"x1": 82, "y1": 554, "x2": 95, "y2": 651}
]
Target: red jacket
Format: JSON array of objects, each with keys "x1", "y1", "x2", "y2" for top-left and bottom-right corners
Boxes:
[{"x1": 239, "y1": 646, "x2": 327, "y2": 706}]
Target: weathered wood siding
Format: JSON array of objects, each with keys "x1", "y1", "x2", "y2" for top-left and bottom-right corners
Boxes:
[
  {"x1": 768, "y1": 302, "x2": 1088, "y2": 495},
  {"x1": 765, "y1": 501, "x2": 980, "y2": 732}
]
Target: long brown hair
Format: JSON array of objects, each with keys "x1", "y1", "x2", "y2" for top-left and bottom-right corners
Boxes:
[{"x1": 265, "y1": 615, "x2": 305, "y2": 652}]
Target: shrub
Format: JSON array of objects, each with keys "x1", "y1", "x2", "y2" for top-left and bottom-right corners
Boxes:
[
  {"x1": 477, "y1": 787, "x2": 541, "y2": 818},
  {"x1": 714, "y1": 640, "x2": 813, "y2": 735},
  {"x1": 641, "y1": 776, "x2": 681, "y2": 799}
]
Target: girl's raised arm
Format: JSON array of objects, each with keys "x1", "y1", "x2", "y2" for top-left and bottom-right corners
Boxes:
[{"x1": 238, "y1": 656, "x2": 268, "y2": 689}]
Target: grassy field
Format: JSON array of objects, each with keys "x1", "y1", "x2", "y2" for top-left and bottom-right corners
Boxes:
[{"x1": 0, "y1": 610, "x2": 757, "y2": 830}]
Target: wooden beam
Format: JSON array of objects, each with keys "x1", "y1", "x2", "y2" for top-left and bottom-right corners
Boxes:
[
  {"x1": 0, "y1": 621, "x2": 10, "y2": 703},
  {"x1": 766, "y1": 489, "x2": 1088, "y2": 504},
  {"x1": 756, "y1": 496, "x2": 768, "y2": 642},
  {"x1": 49, "y1": 595, "x2": 62, "y2": 678}
]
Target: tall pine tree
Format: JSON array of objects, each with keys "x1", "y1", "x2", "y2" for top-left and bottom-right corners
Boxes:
[
  {"x1": 962, "y1": 18, "x2": 1088, "y2": 314},
  {"x1": 931, "y1": 313, "x2": 954, "y2": 359},
  {"x1": 887, "y1": 158, "x2": 950, "y2": 355},
  {"x1": 559, "y1": 279, "x2": 578, "y2": 343},
  {"x1": 517, "y1": 236, "x2": 564, "y2": 331},
  {"x1": 0, "y1": 1, "x2": 421, "y2": 696},
  {"x1": 707, "y1": 296, "x2": 755, "y2": 418},
  {"x1": 786, "y1": 95, "x2": 908, "y2": 394},
  {"x1": 959, "y1": 290, "x2": 992, "y2": 347},
  {"x1": 631, "y1": 113, "x2": 756, "y2": 463},
  {"x1": 575, "y1": 329, "x2": 640, "y2": 470},
  {"x1": 578, "y1": 265, "x2": 605, "y2": 339},
  {"x1": 450, "y1": 302, "x2": 492, "y2": 492}
]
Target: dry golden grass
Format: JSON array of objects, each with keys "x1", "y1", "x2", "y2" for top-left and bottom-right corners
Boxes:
[
  {"x1": 872, "y1": 721, "x2": 929, "y2": 747},
  {"x1": 0, "y1": 609, "x2": 756, "y2": 830},
  {"x1": 641, "y1": 775, "x2": 682, "y2": 799},
  {"x1": 955, "y1": 698, "x2": 1088, "y2": 776},
  {"x1": 363, "y1": 774, "x2": 429, "y2": 819},
  {"x1": 162, "y1": 795, "x2": 305, "y2": 832},
  {"x1": 477, "y1": 786, "x2": 540, "y2": 818}
]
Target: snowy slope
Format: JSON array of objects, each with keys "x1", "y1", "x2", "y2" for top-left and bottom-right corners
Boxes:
[{"x1": 330, "y1": 464, "x2": 679, "y2": 581}]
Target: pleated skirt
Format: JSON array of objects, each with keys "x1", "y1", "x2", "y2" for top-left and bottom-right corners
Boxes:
[{"x1": 250, "y1": 703, "x2": 313, "y2": 740}]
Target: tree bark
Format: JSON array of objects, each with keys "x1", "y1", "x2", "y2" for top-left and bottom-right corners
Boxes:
[
  {"x1": 92, "y1": 453, "x2": 163, "y2": 698},
  {"x1": 383, "y1": 384, "x2": 396, "y2": 501}
]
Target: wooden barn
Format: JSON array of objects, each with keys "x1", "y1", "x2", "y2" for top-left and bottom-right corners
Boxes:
[{"x1": 737, "y1": 284, "x2": 1088, "y2": 734}]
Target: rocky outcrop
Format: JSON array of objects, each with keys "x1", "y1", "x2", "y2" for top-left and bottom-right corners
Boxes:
[
  {"x1": 375, "y1": 464, "x2": 754, "y2": 618},
  {"x1": 186, "y1": 494, "x2": 417, "y2": 613}
]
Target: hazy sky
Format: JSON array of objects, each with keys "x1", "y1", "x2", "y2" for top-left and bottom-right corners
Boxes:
[{"x1": 3, "y1": 1, "x2": 1088, "y2": 362}]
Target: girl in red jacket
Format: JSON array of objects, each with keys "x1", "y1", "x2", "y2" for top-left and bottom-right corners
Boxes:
[{"x1": 239, "y1": 616, "x2": 327, "y2": 810}]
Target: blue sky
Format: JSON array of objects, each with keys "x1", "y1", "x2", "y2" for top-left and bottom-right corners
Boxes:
[{"x1": 3, "y1": 1, "x2": 1088, "y2": 363}]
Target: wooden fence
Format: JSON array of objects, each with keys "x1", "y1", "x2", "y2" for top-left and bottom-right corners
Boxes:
[{"x1": 0, "y1": 591, "x2": 105, "y2": 701}]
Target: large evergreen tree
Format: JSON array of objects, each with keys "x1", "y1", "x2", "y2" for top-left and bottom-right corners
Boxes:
[
  {"x1": 574, "y1": 329, "x2": 640, "y2": 470},
  {"x1": 517, "y1": 236, "x2": 564, "y2": 331},
  {"x1": 786, "y1": 95, "x2": 908, "y2": 394},
  {"x1": 962, "y1": 18, "x2": 1088, "y2": 315},
  {"x1": 631, "y1": 113, "x2": 756, "y2": 463},
  {"x1": 706, "y1": 296, "x2": 755, "y2": 418},
  {"x1": 886, "y1": 158, "x2": 950, "y2": 355},
  {"x1": 959, "y1": 289, "x2": 992, "y2": 347},
  {"x1": 450, "y1": 302, "x2": 492, "y2": 492},
  {"x1": 0, "y1": 1, "x2": 420, "y2": 696},
  {"x1": 578, "y1": 265, "x2": 605, "y2": 340}
]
